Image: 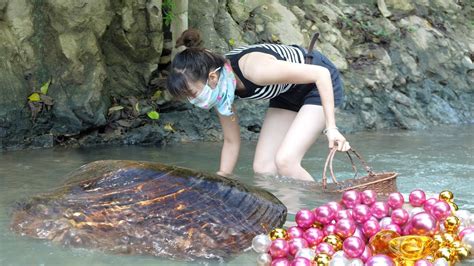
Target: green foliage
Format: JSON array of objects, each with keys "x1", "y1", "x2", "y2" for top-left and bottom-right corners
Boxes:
[
  {"x1": 147, "y1": 110, "x2": 160, "y2": 120},
  {"x1": 40, "y1": 80, "x2": 51, "y2": 94},
  {"x1": 163, "y1": 0, "x2": 175, "y2": 26},
  {"x1": 27, "y1": 78, "x2": 54, "y2": 121}
]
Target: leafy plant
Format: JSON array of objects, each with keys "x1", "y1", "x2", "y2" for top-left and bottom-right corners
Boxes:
[
  {"x1": 163, "y1": 0, "x2": 175, "y2": 26},
  {"x1": 27, "y1": 79, "x2": 54, "y2": 121},
  {"x1": 147, "y1": 110, "x2": 160, "y2": 120}
]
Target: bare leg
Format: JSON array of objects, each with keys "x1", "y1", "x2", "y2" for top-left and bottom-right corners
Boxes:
[
  {"x1": 253, "y1": 108, "x2": 297, "y2": 176},
  {"x1": 275, "y1": 105, "x2": 326, "y2": 181}
]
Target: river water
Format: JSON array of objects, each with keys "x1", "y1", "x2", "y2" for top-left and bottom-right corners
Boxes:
[{"x1": 0, "y1": 126, "x2": 473, "y2": 265}]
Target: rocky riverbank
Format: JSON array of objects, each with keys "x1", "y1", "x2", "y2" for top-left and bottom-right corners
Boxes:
[{"x1": 0, "y1": 0, "x2": 472, "y2": 150}]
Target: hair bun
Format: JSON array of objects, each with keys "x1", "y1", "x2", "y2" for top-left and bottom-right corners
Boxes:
[{"x1": 175, "y1": 28, "x2": 203, "y2": 48}]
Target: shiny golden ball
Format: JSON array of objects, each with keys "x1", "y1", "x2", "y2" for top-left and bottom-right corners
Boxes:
[
  {"x1": 442, "y1": 232, "x2": 458, "y2": 244},
  {"x1": 455, "y1": 246, "x2": 471, "y2": 259},
  {"x1": 435, "y1": 247, "x2": 454, "y2": 262},
  {"x1": 323, "y1": 234, "x2": 343, "y2": 251},
  {"x1": 439, "y1": 190, "x2": 454, "y2": 202},
  {"x1": 443, "y1": 216, "x2": 461, "y2": 233},
  {"x1": 448, "y1": 201, "x2": 459, "y2": 212},
  {"x1": 312, "y1": 222, "x2": 324, "y2": 229},
  {"x1": 432, "y1": 234, "x2": 445, "y2": 248},
  {"x1": 269, "y1": 228, "x2": 288, "y2": 240},
  {"x1": 314, "y1": 253, "x2": 332, "y2": 266}
]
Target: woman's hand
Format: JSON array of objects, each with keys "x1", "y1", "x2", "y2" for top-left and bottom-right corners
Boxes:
[{"x1": 326, "y1": 128, "x2": 350, "y2": 151}]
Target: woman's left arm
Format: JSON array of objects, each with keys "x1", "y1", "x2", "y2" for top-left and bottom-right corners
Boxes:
[{"x1": 241, "y1": 56, "x2": 349, "y2": 151}]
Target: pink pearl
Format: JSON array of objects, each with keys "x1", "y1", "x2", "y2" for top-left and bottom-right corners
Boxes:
[
  {"x1": 326, "y1": 201, "x2": 343, "y2": 213},
  {"x1": 288, "y1": 237, "x2": 308, "y2": 256},
  {"x1": 359, "y1": 245, "x2": 372, "y2": 262},
  {"x1": 353, "y1": 226, "x2": 366, "y2": 241},
  {"x1": 342, "y1": 190, "x2": 361, "y2": 209},
  {"x1": 371, "y1": 202, "x2": 389, "y2": 219},
  {"x1": 409, "y1": 190, "x2": 426, "y2": 207},
  {"x1": 290, "y1": 257, "x2": 311, "y2": 266},
  {"x1": 361, "y1": 190, "x2": 377, "y2": 205},
  {"x1": 410, "y1": 212, "x2": 438, "y2": 236},
  {"x1": 272, "y1": 258, "x2": 290, "y2": 266},
  {"x1": 315, "y1": 242, "x2": 335, "y2": 256},
  {"x1": 335, "y1": 218, "x2": 356, "y2": 238},
  {"x1": 414, "y1": 259, "x2": 433, "y2": 266},
  {"x1": 431, "y1": 201, "x2": 452, "y2": 221},
  {"x1": 391, "y1": 208, "x2": 409, "y2": 225},
  {"x1": 336, "y1": 209, "x2": 353, "y2": 221},
  {"x1": 402, "y1": 224, "x2": 413, "y2": 235},
  {"x1": 352, "y1": 204, "x2": 372, "y2": 224},
  {"x1": 314, "y1": 205, "x2": 335, "y2": 225},
  {"x1": 365, "y1": 255, "x2": 395, "y2": 266},
  {"x1": 423, "y1": 198, "x2": 438, "y2": 214},
  {"x1": 323, "y1": 224, "x2": 336, "y2": 236},
  {"x1": 382, "y1": 223, "x2": 402, "y2": 235},
  {"x1": 295, "y1": 209, "x2": 315, "y2": 229},
  {"x1": 387, "y1": 192, "x2": 405, "y2": 209},
  {"x1": 303, "y1": 227, "x2": 324, "y2": 247},
  {"x1": 459, "y1": 226, "x2": 474, "y2": 240},
  {"x1": 287, "y1": 226, "x2": 304, "y2": 239},
  {"x1": 343, "y1": 236, "x2": 366, "y2": 258},
  {"x1": 362, "y1": 220, "x2": 381, "y2": 238},
  {"x1": 269, "y1": 239, "x2": 290, "y2": 259}
]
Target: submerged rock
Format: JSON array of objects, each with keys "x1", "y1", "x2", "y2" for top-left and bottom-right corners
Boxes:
[{"x1": 11, "y1": 160, "x2": 287, "y2": 261}]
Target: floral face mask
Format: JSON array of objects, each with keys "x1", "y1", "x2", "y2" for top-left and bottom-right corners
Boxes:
[{"x1": 188, "y1": 63, "x2": 236, "y2": 116}]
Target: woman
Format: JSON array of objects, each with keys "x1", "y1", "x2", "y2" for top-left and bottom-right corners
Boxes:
[{"x1": 167, "y1": 31, "x2": 350, "y2": 181}]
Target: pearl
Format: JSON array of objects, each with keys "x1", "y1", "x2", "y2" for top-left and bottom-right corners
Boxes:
[
  {"x1": 256, "y1": 253, "x2": 272, "y2": 266},
  {"x1": 252, "y1": 234, "x2": 272, "y2": 253}
]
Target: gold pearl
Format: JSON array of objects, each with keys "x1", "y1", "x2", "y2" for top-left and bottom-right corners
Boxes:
[
  {"x1": 269, "y1": 228, "x2": 288, "y2": 241},
  {"x1": 439, "y1": 190, "x2": 454, "y2": 202},
  {"x1": 312, "y1": 222, "x2": 324, "y2": 229},
  {"x1": 448, "y1": 201, "x2": 458, "y2": 212},
  {"x1": 435, "y1": 247, "x2": 454, "y2": 262},
  {"x1": 432, "y1": 234, "x2": 445, "y2": 249},
  {"x1": 323, "y1": 234, "x2": 343, "y2": 251},
  {"x1": 314, "y1": 253, "x2": 331, "y2": 266},
  {"x1": 442, "y1": 232, "x2": 458, "y2": 244},
  {"x1": 455, "y1": 246, "x2": 471, "y2": 259},
  {"x1": 443, "y1": 216, "x2": 460, "y2": 233},
  {"x1": 451, "y1": 240, "x2": 462, "y2": 249}
]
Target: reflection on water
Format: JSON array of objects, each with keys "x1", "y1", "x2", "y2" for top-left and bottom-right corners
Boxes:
[{"x1": 0, "y1": 126, "x2": 473, "y2": 265}]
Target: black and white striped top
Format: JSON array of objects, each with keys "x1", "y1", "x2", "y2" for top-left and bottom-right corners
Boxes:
[{"x1": 225, "y1": 44, "x2": 306, "y2": 100}]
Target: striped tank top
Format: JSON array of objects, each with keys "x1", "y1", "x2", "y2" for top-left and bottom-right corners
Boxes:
[{"x1": 225, "y1": 44, "x2": 306, "y2": 100}]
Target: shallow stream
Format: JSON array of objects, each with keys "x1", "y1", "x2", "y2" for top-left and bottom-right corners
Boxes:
[{"x1": 1, "y1": 126, "x2": 472, "y2": 265}]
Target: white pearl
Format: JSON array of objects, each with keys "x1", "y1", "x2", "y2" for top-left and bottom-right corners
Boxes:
[
  {"x1": 433, "y1": 258, "x2": 449, "y2": 266},
  {"x1": 296, "y1": 247, "x2": 316, "y2": 261},
  {"x1": 256, "y1": 253, "x2": 272, "y2": 266},
  {"x1": 461, "y1": 232, "x2": 474, "y2": 254},
  {"x1": 329, "y1": 257, "x2": 351, "y2": 266},
  {"x1": 332, "y1": 250, "x2": 346, "y2": 259},
  {"x1": 455, "y1": 210, "x2": 471, "y2": 226},
  {"x1": 252, "y1": 234, "x2": 272, "y2": 253},
  {"x1": 469, "y1": 213, "x2": 474, "y2": 226},
  {"x1": 349, "y1": 258, "x2": 364, "y2": 266}
]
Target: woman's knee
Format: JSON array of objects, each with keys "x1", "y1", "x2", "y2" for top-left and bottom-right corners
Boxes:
[
  {"x1": 274, "y1": 153, "x2": 298, "y2": 176},
  {"x1": 253, "y1": 159, "x2": 277, "y2": 176}
]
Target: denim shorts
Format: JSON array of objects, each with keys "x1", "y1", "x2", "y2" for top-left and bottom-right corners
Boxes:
[{"x1": 269, "y1": 49, "x2": 344, "y2": 112}]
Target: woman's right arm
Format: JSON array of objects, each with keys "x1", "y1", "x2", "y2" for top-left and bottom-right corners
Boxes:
[{"x1": 216, "y1": 105, "x2": 241, "y2": 177}]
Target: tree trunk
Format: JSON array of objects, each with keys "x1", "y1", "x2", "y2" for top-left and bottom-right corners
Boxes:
[{"x1": 171, "y1": 0, "x2": 188, "y2": 58}]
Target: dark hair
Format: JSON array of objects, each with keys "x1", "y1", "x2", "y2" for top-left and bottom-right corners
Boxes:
[{"x1": 167, "y1": 29, "x2": 226, "y2": 99}]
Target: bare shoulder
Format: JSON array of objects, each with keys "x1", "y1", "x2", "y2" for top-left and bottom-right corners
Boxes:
[{"x1": 238, "y1": 52, "x2": 277, "y2": 79}]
